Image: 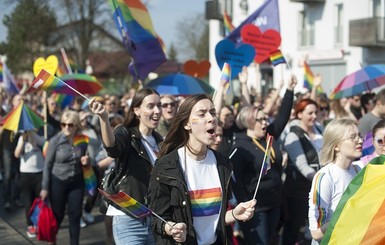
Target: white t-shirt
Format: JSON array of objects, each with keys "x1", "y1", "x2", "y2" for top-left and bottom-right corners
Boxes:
[
  {"x1": 308, "y1": 163, "x2": 360, "y2": 231},
  {"x1": 178, "y1": 148, "x2": 222, "y2": 245}
]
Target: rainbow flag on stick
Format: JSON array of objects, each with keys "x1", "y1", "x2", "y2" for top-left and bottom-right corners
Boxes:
[
  {"x1": 304, "y1": 62, "x2": 323, "y2": 93},
  {"x1": 321, "y1": 155, "x2": 385, "y2": 244},
  {"x1": 220, "y1": 62, "x2": 231, "y2": 93},
  {"x1": 73, "y1": 135, "x2": 97, "y2": 196},
  {"x1": 253, "y1": 134, "x2": 273, "y2": 199},
  {"x1": 223, "y1": 10, "x2": 235, "y2": 35},
  {"x1": 269, "y1": 50, "x2": 286, "y2": 66},
  {"x1": 26, "y1": 69, "x2": 89, "y2": 101},
  {"x1": 99, "y1": 189, "x2": 151, "y2": 218}
]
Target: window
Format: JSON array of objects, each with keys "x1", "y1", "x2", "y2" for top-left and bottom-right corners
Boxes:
[
  {"x1": 299, "y1": 11, "x2": 314, "y2": 47},
  {"x1": 334, "y1": 4, "x2": 343, "y2": 44}
]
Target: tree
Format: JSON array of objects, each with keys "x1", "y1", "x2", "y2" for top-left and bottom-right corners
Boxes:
[
  {"x1": 167, "y1": 42, "x2": 178, "y2": 62},
  {"x1": 175, "y1": 13, "x2": 209, "y2": 62},
  {"x1": 54, "y1": 0, "x2": 111, "y2": 70},
  {"x1": 1, "y1": 0, "x2": 56, "y2": 73}
]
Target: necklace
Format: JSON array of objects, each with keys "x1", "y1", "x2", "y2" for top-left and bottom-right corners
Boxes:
[{"x1": 186, "y1": 143, "x2": 208, "y2": 157}]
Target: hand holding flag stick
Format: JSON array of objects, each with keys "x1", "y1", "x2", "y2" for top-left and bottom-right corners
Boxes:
[
  {"x1": 98, "y1": 189, "x2": 177, "y2": 228},
  {"x1": 253, "y1": 134, "x2": 273, "y2": 200}
]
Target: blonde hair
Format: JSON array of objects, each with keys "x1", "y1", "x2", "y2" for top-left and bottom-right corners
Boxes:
[
  {"x1": 61, "y1": 110, "x2": 82, "y2": 133},
  {"x1": 319, "y1": 118, "x2": 357, "y2": 166}
]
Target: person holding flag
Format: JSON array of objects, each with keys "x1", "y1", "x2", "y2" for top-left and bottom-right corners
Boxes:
[
  {"x1": 229, "y1": 75, "x2": 297, "y2": 245},
  {"x1": 148, "y1": 94, "x2": 256, "y2": 244},
  {"x1": 88, "y1": 88, "x2": 163, "y2": 245}
]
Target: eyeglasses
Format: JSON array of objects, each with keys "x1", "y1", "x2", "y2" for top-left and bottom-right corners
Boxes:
[
  {"x1": 319, "y1": 106, "x2": 329, "y2": 111},
  {"x1": 61, "y1": 123, "x2": 74, "y2": 128},
  {"x1": 374, "y1": 137, "x2": 385, "y2": 146},
  {"x1": 255, "y1": 117, "x2": 269, "y2": 123},
  {"x1": 345, "y1": 133, "x2": 362, "y2": 142},
  {"x1": 161, "y1": 102, "x2": 176, "y2": 108}
]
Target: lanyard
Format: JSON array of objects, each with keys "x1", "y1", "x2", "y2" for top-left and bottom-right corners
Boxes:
[{"x1": 252, "y1": 138, "x2": 276, "y2": 164}]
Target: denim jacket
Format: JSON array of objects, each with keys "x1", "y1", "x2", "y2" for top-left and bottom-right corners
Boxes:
[{"x1": 42, "y1": 132, "x2": 86, "y2": 190}]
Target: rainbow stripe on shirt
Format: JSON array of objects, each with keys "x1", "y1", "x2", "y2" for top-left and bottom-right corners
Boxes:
[
  {"x1": 312, "y1": 172, "x2": 327, "y2": 227},
  {"x1": 190, "y1": 187, "x2": 222, "y2": 217}
]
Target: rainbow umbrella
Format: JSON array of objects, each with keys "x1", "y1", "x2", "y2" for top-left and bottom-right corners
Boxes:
[
  {"x1": 59, "y1": 73, "x2": 103, "y2": 95},
  {"x1": 330, "y1": 64, "x2": 385, "y2": 99},
  {"x1": 322, "y1": 155, "x2": 385, "y2": 244},
  {"x1": 1, "y1": 101, "x2": 44, "y2": 132}
]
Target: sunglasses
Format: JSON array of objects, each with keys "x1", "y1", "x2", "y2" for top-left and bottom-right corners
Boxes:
[
  {"x1": 374, "y1": 137, "x2": 385, "y2": 146},
  {"x1": 161, "y1": 102, "x2": 176, "y2": 108},
  {"x1": 255, "y1": 117, "x2": 269, "y2": 123},
  {"x1": 61, "y1": 123, "x2": 74, "y2": 128},
  {"x1": 319, "y1": 106, "x2": 329, "y2": 111}
]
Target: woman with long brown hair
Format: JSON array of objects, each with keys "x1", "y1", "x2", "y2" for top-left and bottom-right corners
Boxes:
[{"x1": 148, "y1": 94, "x2": 256, "y2": 244}]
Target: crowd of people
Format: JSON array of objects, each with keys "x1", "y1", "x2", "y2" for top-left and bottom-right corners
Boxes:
[{"x1": 0, "y1": 68, "x2": 383, "y2": 245}]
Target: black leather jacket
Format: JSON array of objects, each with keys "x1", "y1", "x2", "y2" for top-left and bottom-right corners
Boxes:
[
  {"x1": 148, "y1": 149, "x2": 232, "y2": 245},
  {"x1": 104, "y1": 125, "x2": 163, "y2": 206}
]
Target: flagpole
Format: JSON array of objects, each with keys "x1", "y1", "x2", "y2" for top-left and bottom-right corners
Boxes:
[
  {"x1": 252, "y1": 135, "x2": 272, "y2": 200},
  {"x1": 60, "y1": 48, "x2": 73, "y2": 74},
  {"x1": 57, "y1": 79, "x2": 90, "y2": 101}
]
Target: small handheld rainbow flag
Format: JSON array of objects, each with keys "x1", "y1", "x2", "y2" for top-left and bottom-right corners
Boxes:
[
  {"x1": 73, "y1": 134, "x2": 89, "y2": 152},
  {"x1": 220, "y1": 62, "x2": 231, "y2": 87},
  {"x1": 223, "y1": 10, "x2": 235, "y2": 35},
  {"x1": 99, "y1": 189, "x2": 152, "y2": 218},
  {"x1": 269, "y1": 50, "x2": 286, "y2": 66},
  {"x1": 304, "y1": 62, "x2": 323, "y2": 93},
  {"x1": 0, "y1": 61, "x2": 3, "y2": 82}
]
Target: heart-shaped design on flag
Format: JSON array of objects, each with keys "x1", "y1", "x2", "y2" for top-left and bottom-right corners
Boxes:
[
  {"x1": 215, "y1": 39, "x2": 255, "y2": 79},
  {"x1": 33, "y1": 55, "x2": 59, "y2": 77},
  {"x1": 183, "y1": 60, "x2": 211, "y2": 78},
  {"x1": 240, "y1": 24, "x2": 281, "y2": 64}
]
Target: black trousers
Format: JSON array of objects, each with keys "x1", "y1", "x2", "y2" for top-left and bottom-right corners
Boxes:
[
  {"x1": 50, "y1": 175, "x2": 84, "y2": 245},
  {"x1": 20, "y1": 172, "x2": 42, "y2": 226}
]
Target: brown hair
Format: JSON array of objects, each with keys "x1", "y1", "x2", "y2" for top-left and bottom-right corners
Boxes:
[{"x1": 159, "y1": 94, "x2": 212, "y2": 157}]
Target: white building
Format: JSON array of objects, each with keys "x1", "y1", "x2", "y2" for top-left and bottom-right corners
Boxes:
[{"x1": 206, "y1": 0, "x2": 385, "y2": 97}]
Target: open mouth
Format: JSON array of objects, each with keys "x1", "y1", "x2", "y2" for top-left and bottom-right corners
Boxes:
[{"x1": 207, "y1": 129, "x2": 215, "y2": 135}]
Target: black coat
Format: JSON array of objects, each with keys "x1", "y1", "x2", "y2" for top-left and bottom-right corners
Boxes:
[
  {"x1": 148, "y1": 149, "x2": 232, "y2": 245},
  {"x1": 104, "y1": 125, "x2": 163, "y2": 206}
]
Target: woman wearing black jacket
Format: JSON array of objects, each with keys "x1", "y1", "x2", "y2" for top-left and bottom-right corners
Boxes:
[
  {"x1": 229, "y1": 75, "x2": 297, "y2": 245},
  {"x1": 89, "y1": 89, "x2": 163, "y2": 245},
  {"x1": 148, "y1": 94, "x2": 256, "y2": 245}
]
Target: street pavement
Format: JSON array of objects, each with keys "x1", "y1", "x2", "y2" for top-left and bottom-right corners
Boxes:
[{"x1": 0, "y1": 189, "x2": 108, "y2": 245}]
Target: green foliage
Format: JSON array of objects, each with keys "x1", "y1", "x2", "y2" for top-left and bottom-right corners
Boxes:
[
  {"x1": 176, "y1": 13, "x2": 209, "y2": 62},
  {"x1": 167, "y1": 43, "x2": 178, "y2": 62},
  {"x1": 2, "y1": 0, "x2": 57, "y2": 74}
]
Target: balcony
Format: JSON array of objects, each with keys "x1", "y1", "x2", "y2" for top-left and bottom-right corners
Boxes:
[
  {"x1": 290, "y1": 0, "x2": 325, "y2": 3},
  {"x1": 349, "y1": 17, "x2": 385, "y2": 47}
]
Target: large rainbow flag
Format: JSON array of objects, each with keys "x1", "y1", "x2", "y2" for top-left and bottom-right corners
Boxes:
[
  {"x1": 321, "y1": 155, "x2": 385, "y2": 244},
  {"x1": 304, "y1": 62, "x2": 323, "y2": 93},
  {"x1": 107, "y1": 0, "x2": 166, "y2": 80},
  {"x1": 99, "y1": 189, "x2": 152, "y2": 218}
]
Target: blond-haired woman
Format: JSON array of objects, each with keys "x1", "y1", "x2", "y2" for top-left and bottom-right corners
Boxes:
[
  {"x1": 308, "y1": 118, "x2": 362, "y2": 244},
  {"x1": 40, "y1": 110, "x2": 89, "y2": 245}
]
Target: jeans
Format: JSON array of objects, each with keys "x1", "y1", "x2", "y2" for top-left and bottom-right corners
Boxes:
[
  {"x1": 112, "y1": 215, "x2": 155, "y2": 245},
  {"x1": 281, "y1": 197, "x2": 309, "y2": 245},
  {"x1": 2, "y1": 147, "x2": 21, "y2": 204},
  {"x1": 240, "y1": 207, "x2": 281, "y2": 245}
]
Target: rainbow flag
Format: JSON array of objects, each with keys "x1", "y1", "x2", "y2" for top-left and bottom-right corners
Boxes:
[
  {"x1": 73, "y1": 134, "x2": 89, "y2": 153},
  {"x1": 220, "y1": 62, "x2": 231, "y2": 94},
  {"x1": 52, "y1": 92, "x2": 74, "y2": 110},
  {"x1": 304, "y1": 62, "x2": 323, "y2": 93},
  {"x1": 0, "y1": 61, "x2": 3, "y2": 82},
  {"x1": 1, "y1": 61, "x2": 19, "y2": 94},
  {"x1": 26, "y1": 69, "x2": 67, "y2": 94},
  {"x1": 223, "y1": 10, "x2": 234, "y2": 35},
  {"x1": 98, "y1": 189, "x2": 152, "y2": 218},
  {"x1": 269, "y1": 50, "x2": 286, "y2": 66},
  {"x1": 262, "y1": 134, "x2": 273, "y2": 176},
  {"x1": 42, "y1": 141, "x2": 49, "y2": 158},
  {"x1": 190, "y1": 187, "x2": 222, "y2": 217},
  {"x1": 107, "y1": 0, "x2": 166, "y2": 80},
  {"x1": 321, "y1": 155, "x2": 385, "y2": 244}
]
